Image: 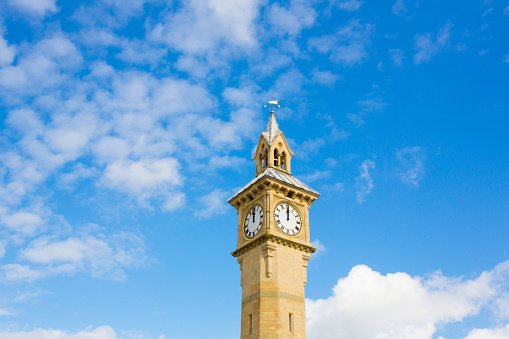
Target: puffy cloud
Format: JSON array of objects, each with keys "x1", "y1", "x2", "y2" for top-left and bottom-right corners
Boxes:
[
  {"x1": 149, "y1": 0, "x2": 261, "y2": 56},
  {"x1": 308, "y1": 20, "x2": 374, "y2": 66},
  {"x1": 0, "y1": 34, "x2": 16, "y2": 66},
  {"x1": 464, "y1": 325, "x2": 509, "y2": 339},
  {"x1": 163, "y1": 193, "x2": 186, "y2": 212},
  {"x1": 268, "y1": 0, "x2": 317, "y2": 36},
  {"x1": 5, "y1": 231, "x2": 147, "y2": 282},
  {"x1": 102, "y1": 158, "x2": 183, "y2": 194},
  {"x1": 396, "y1": 146, "x2": 425, "y2": 187},
  {"x1": 307, "y1": 261, "x2": 509, "y2": 339},
  {"x1": 7, "y1": 0, "x2": 58, "y2": 17},
  {"x1": 0, "y1": 36, "x2": 82, "y2": 97},
  {"x1": 354, "y1": 159, "x2": 375, "y2": 203},
  {"x1": 414, "y1": 23, "x2": 452, "y2": 64},
  {"x1": 1, "y1": 211, "x2": 43, "y2": 236},
  {"x1": 0, "y1": 326, "x2": 119, "y2": 339}
]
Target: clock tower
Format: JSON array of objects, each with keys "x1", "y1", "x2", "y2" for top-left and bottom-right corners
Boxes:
[{"x1": 228, "y1": 102, "x2": 320, "y2": 339}]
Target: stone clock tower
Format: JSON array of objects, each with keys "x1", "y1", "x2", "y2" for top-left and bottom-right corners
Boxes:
[{"x1": 228, "y1": 102, "x2": 320, "y2": 339}]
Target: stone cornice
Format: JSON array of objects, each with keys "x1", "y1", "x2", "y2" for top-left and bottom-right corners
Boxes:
[{"x1": 231, "y1": 233, "x2": 316, "y2": 257}]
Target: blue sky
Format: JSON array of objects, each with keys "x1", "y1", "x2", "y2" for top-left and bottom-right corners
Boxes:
[{"x1": 0, "y1": 0, "x2": 508, "y2": 338}]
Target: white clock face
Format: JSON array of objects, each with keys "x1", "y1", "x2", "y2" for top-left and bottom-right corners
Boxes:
[
  {"x1": 244, "y1": 204, "x2": 263, "y2": 238},
  {"x1": 274, "y1": 202, "x2": 302, "y2": 236}
]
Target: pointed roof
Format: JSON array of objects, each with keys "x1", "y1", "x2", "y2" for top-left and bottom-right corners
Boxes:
[
  {"x1": 228, "y1": 167, "x2": 320, "y2": 203},
  {"x1": 261, "y1": 111, "x2": 281, "y2": 145}
]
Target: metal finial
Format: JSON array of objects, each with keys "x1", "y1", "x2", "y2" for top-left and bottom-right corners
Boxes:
[{"x1": 264, "y1": 100, "x2": 280, "y2": 112}]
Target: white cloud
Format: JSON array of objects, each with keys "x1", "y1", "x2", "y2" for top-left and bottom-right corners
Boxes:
[
  {"x1": 504, "y1": 5, "x2": 509, "y2": 16},
  {"x1": 1, "y1": 211, "x2": 44, "y2": 236},
  {"x1": 45, "y1": 112, "x2": 98, "y2": 160},
  {"x1": 310, "y1": 68, "x2": 341, "y2": 88},
  {"x1": 309, "y1": 20, "x2": 374, "y2": 66},
  {"x1": 414, "y1": 23, "x2": 453, "y2": 64},
  {"x1": 465, "y1": 325, "x2": 509, "y2": 339},
  {"x1": 334, "y1": 0, "x2": 363, "y2": 12},
  {"x1": 0, "y1": 326, "x2": 119, "y2": 339},
  {"x1": 389, "y1": 48, "x2": 405, "y2": 67},
  {"x1": 149, "y1": 0, "x2": 261, "y2": 56},
  {"x1": 7, "y1": 0, "x2": 58, "y2": 17},
  {"x1": 392, "y1": 0, "x2": 407, "y2": 16},
  {"x1": 2, "y1": 264, "x2": 45, "y2": 282},
  {"x1": 307, "y1": 261, "x2": 509, "y2": 339},
  {"x1": 195, "y1": 189, "x2": 229, "y2": 218},
  {"x1": 7, "y1": 231, "x2": 146, "y2": 282},
  {"x1": 396, "y1": 146, "x2": 425, "y2": 187},
  {"x1": 163, "y1": 193, "x2": 186, "y2": 212},
  {"x1": 0, "y1": 36, "x2": 82, "y2": 97},
  {"x1": 174, "y1": 55, "x2": 212, "y2": 79},
  {"x1": 354, "y1": 159, "x2": 375, "y2": 203},
  {"x1": 268, "y1": 0, "x2": 317, "y2": 36},
  {"x1": 0, "y1": 241, "x2": 6, "y2": 258},
  {"x1": 6, "y1": 108, "x2": 44, "y2": 135},
  {"x1": 102, "y1": 158, "x2": 183, "y2": 195},
  {"x1": 0, "y1": 34, "x2": 16, "y2": 66}
]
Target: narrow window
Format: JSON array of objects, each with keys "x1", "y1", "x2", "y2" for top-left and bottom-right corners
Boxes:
[
  {"x1": 249, "y1": 314, "x2": 253, "y2": 335},
  {"x1": 289, "y1": 313, "x2": 293, "y2": 333}
]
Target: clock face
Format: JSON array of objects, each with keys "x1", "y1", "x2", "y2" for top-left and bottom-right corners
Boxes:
[
  {"x1": 244, "y1": 204, "x2": 264, "y2": 238},
  {"x1": 274, "y1": 202, "x2": 302, "y2": 236}
]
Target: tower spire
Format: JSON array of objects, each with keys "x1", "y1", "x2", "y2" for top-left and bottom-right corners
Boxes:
[{"x1": 262, "y1": 100, "x2": 281, "y2": 145}]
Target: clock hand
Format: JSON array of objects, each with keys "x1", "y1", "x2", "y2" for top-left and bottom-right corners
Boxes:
[
  {"x1": 287, "y1": 205, "x2": 290, "y2": 221},
  {"x1": 252, "y1": 207, "x2": 255, "y2": 223}
]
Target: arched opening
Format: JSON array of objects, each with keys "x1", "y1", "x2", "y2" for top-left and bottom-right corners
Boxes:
[
  {"x1": 274, "y1": 149, "x2": 279, "y2": 167},
  {"x1": 281, "y1": 152, "x2": 286, "y2": 171}
]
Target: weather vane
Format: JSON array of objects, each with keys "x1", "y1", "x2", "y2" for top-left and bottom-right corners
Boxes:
[{"x1": 264, "y1": 100, "x2": 280, "y2": 111}]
